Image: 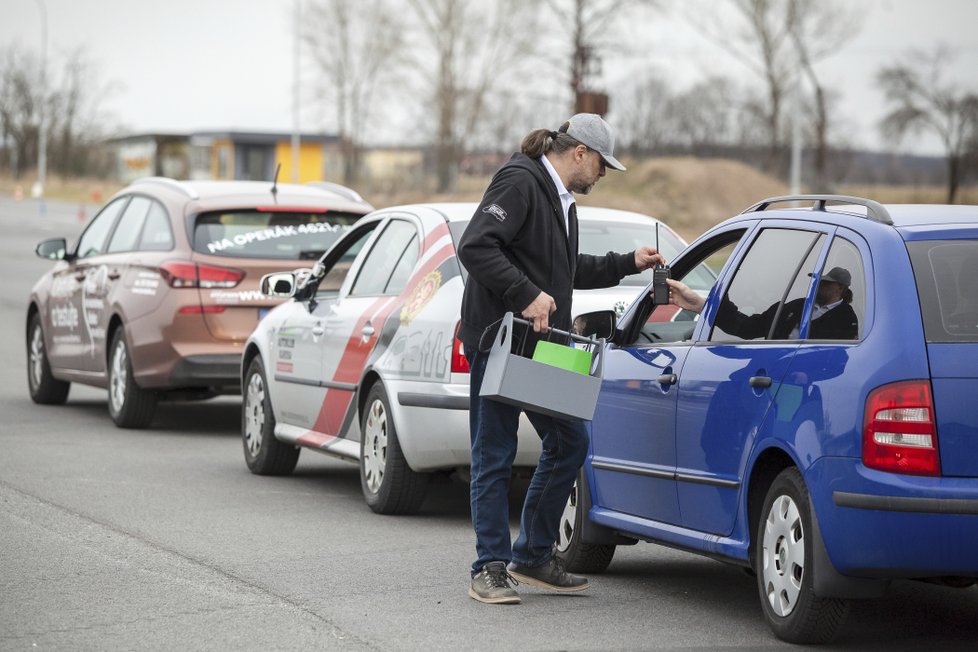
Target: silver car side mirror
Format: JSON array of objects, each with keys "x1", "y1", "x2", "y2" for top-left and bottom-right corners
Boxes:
[
  {"x1": 260, "y1": 272, "x2": 296, "y2": 298},
  {"x1": 36, "y1": 238, "x2": 67, "y2": 260}
]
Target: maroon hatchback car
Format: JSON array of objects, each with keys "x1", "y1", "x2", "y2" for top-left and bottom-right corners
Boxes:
[{"x1": 27, "y1": 177, "x2": 372, "y2": 428}]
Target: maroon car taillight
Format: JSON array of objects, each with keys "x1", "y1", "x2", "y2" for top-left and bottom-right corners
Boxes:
[
  {"x1": 159, "y1": 261, "x2": 245, "y2": 289},
  {"x1": 862, "y1": 380, "x2": 940, "y2": 476},
  {"x1": 451, "y1": 321, "x2": 469, "y2": 374}
]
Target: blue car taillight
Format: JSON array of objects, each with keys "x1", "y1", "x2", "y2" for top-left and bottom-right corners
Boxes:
[{"x1": 862, "y1": 380, "x2": 940, "y2": 476}]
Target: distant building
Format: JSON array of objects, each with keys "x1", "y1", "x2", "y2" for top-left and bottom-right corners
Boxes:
[
  {"x1": 107, "y1": 131, "x2": 344, "y2": 184},
  {"x1": 110, "y1": 133, "x2": 190, "y2": 183}
]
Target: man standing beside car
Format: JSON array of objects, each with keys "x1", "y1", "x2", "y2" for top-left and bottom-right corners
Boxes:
[{"x1": 457, "y1": 113, "x2": 664, "y2": 604}]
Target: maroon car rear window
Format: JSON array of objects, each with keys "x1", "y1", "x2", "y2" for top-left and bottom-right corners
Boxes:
[{"x1": 193, "y1": 210, "x2": 363, "y2": 260}]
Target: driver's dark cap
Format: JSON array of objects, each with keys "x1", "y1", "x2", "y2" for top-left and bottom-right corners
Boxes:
[{"x1": 821, "y1": 267, "x2": 851, "y2": 287}]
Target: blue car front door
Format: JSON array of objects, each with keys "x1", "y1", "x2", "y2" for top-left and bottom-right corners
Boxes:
[{"x1": 675, "y1": 227, "x2": 828, "y2": 536}]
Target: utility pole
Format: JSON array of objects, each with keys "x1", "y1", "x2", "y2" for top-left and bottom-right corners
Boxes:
[
  {"x1": 290, "y1": 0, "x2": 301, "y2": 183},
  {"x1": 33, "y1": 0, "x2": 48, "y2": 199}
]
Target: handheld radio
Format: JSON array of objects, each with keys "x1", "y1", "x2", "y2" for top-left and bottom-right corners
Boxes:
[{"x1": 652, "y1": 222, "x2": 671, "y2": 305}]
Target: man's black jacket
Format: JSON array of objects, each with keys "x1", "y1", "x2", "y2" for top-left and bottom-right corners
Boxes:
[
  {"x1": 715, "y1": 296, "x2": 859, "y2": 340},
  {"x1": 456, "y1": 153, "x2": 637, "y2": 352}
]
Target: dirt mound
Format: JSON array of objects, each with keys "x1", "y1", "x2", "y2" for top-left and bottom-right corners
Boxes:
[{"x1": 576, "y1": 157, "x2": 788, "y2": 241}]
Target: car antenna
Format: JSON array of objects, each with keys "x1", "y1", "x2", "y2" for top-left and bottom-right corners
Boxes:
[{"x1": 270, "y1": 163, "x2": 281, "y2": 201}]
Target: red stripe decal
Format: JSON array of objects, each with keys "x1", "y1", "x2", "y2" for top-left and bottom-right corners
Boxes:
[
  {"x1": 422, "y1": 222, "x2": 451, "y2": 253},
  {"x1": 305, "y1": 230, "x2": 458, "y2": 439},
  {"x1": 296, "y1": 431, "x2": 340, "y2": 448}
]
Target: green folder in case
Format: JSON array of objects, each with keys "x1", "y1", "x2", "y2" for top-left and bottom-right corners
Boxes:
[{"x1": 532, "y1": 340, "x2": 593, "y2": 375}]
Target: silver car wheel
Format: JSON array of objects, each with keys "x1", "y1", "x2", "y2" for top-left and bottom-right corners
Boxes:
[
  {"x1": 109, "y1": 337, "x2": 128, "y2": 414},
  {"x1": 362, "y1": 398, "x2": 388, "y2": 494},
  {"x1": 244, "y1": 370, "x2": 265, "y2": 457},
  {"x1": 762, "y1": 494, "x2": 806, "y2": 617},
  {"x1": 29, "y1": 323, "x2": 45, "y2": 391},
  {"x1": 556, "y1": 479, "x2": 579, "y2": 553}
]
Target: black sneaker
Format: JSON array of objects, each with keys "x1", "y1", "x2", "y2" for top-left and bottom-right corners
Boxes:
[
  {"x1": 507, "y1": 556, "x2": 589, "y2": 593},
  {"x1": 469, "y1": 561, "x2": 521, "y2": 604}
]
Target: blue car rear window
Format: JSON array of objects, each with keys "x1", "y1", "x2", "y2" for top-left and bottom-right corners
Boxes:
[{"x1": 908, "y1": 239, "x2": 978, "y2": 342}]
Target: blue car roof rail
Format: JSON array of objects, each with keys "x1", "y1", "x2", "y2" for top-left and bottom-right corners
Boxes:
[
  {"x1": 743, "y1": 194, "x2": 893, "y2": 226},
  {"x1": 131, "y1": 176, "x2": 200, "y2": 200}
]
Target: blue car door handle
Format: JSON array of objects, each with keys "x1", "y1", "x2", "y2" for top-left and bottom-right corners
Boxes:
[
  {"x1": 749, "y1": 375, "x2": 773, "y2": 388},
  {"x1": 657, "y1": 373, "x2": 677, "y2": 385}
]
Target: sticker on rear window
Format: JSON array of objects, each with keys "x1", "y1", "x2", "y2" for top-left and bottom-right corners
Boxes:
[{"x1": 205, "y1": 223, "x2": 347, "y2": 254}]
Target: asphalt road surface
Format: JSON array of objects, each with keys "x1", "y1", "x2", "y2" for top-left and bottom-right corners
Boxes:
[{"x1": 1, "y1": 195, "x2": 976, "y2": 651}]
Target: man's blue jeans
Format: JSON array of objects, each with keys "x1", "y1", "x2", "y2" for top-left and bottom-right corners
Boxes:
[{"x1": 466, "y1": 348, "x2": 589, "y2": 576}]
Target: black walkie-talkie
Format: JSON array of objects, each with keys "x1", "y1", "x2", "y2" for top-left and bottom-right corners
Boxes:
[{"x1": 652, "y1": 222, "x2": 671, "y2": 304}]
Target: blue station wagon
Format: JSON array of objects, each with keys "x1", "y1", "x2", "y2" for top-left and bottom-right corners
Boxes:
[{"x1": 560, "y1": 195, "x2": 978, "y2": 644}]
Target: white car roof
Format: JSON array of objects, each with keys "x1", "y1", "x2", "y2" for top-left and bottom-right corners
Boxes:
[{"x1": 380, "y1": 202, "x2": 666, "y2": 227}]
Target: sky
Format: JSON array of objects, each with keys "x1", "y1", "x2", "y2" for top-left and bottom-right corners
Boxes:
[{"x1": 3, "y1": 0, "x2": 978, "y2": 156}]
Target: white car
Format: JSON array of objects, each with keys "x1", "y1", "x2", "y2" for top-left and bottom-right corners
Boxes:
[{"x1": 240, "y1": 203, "x2": 698, "y2": 513}]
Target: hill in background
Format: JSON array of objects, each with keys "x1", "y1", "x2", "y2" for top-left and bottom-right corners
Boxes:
[{"x1": 3, "y1": 157, "x2": 975, "y2": 242}]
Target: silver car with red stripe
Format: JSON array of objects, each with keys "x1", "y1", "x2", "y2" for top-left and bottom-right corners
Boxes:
[{"x1": 241, "y1": 203, "x2": 691, "y2": 513}]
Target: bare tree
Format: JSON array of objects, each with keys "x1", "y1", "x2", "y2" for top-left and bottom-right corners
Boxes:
[
  {"x1": 0, "y1": 46, "x2": 42, "y2": 178},
  {"x1": 406, "y1": 0, "x2": 539, "y2": 193},
  {"x1": 303, "y1": 0, "x2": 405, "y2": 186},
  {"x1": 877, "y1": 48, "x2": 978, "y2": 203},
  {"x1": 1, "y1": 44, "x2": 118, "y2": 179},
  {"x1": 671, "y1": 77, "x2": 750, "y2": 152},
  {"x1": 787, "y1": 0, "x2": 862, "y2": 191},
  {"x1": 616, "y1": 71, "x2": 672, "y2": 154},
  {"x1": 542, "y1": 0, "x2": 657, "y2": 114},
  {"x1": 683, "y1": 0, "x2": 799, "y2": 170},
  {"x1": 48, "y1": 47, "x2": 121, "y2": 176}
]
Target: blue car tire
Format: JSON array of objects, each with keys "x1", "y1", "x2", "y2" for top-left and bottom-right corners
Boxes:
[{"x1": 756, "y1": 467, "x2": 850, "y2": 644}]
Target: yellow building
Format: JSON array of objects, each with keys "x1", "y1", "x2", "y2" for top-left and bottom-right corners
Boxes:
[{"x1": 188, "y1": 131, "x2": 344, "y2": 183}]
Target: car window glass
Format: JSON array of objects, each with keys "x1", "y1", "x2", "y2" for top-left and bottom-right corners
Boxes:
[
  {"x1": 138, "y1": 201, "x2": 174, "y2": 251},
  {"x1": 909, "y1": 239, "x2": 978, "y2": 342},
  {"x1": 107, "y1": 196, "x2": 151, "y2": 253},
  {"x1": 710, "y1": 228, "x2": 822, "y2": 342},
  {"x1": 193, "y1": 210, "x2": 363, "y2": 260},
  {"x1": 350, "y1": 221, "x2": 418, "y2": 297},
  {"x1": 772, "y1": 234, "x2": 825, "y2": 339},
  {"x1": 579, "y1": 221, "x2": 688, "y2": 288},
  {"x1": 811, "y1": 237, "x2": 864, "y2": 340},
  {"x1": 637, "y1": 238, "x2": 740, "y2": 345},
  {"x1": 76, "y1": 197, "x2": 127, "y2": 259},
  {"x1": 384, "y1": 233, "x2": 419, "y2": 294},
  {"x1": 315, "y1": 224, "x2": 378, "y2": 297}
]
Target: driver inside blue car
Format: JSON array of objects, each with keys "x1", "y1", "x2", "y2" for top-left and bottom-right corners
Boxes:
[{"x1": 666, "y1": 266, "x2": 858, "y2": 340}]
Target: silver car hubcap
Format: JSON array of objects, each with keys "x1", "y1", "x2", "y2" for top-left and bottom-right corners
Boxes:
[
  {"x1": 556, "y1": 480, "x2": 579, "y2": 553},
  {"x1": 244, "y1": 371, "x2": 265, "y2": 457},
  {"x1": 109, "y1": 339, "x2": 128, "y2": 413},
  {"x1": 29, "y1": 325, "x2": 44, "y2": 390},
  {"x1": 362, "y1": 398, "x2": 388, "y2": 494},
  {"x1": 762, "y1": 494, "x2": 805, "y2": 617}
]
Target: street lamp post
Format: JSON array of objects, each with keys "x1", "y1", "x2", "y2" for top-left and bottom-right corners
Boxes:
[
  {"x1": 33, "y1": 0, "x2": 48, "y2": 199},
  {"x1": 290, "y1": 0, "x2": 301, "y2": 184}
]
